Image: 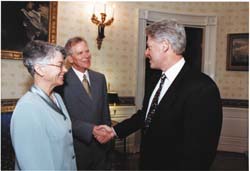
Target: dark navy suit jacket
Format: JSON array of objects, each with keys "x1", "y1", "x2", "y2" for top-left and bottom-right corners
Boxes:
[{"x1": 114, "y1": 63, "x2": 223, "y2": 170}]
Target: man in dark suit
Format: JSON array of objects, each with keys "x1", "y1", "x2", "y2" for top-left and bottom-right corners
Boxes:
[
  {"x1": 96, "y1": 19, "x2": 223, "y2": 170},
  {"x1": 56, "y1": 37, "x2": 111, "y2": 170}
]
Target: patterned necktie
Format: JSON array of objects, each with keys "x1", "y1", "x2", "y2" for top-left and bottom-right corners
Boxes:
[
  {"x1": 82, "y1": 74, "x2": 91, "y2": 97},
  {"x1": 144, "y1": 73, "x2": 167, "y2": 133}
]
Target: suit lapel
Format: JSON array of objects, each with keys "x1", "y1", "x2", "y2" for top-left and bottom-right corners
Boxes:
[
  {"x1": 157, "y1": 63, "x2": 190, "y2": 111},
  {"x1": 66, "y1": 68, "x2": 93, "y2": 107},
  {"x1": 88, "y1": 70, "x2": 99, "y2": 105}
]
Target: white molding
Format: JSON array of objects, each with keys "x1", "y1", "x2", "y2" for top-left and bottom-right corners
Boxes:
[
  {"x1": 110, "y1": 105, "x2": 140, "y2": 153},
  {"x1": 136, "y1": 9, "x2": 217, "y2": 109},
  {"x1": 217, "y1": 107, "x2": 249, "y2": 153},
  {"x1": 218, "y1": 136, "x2": 248, "y2": 153},
  {"x1": 136, "y1": 11, "x2": 147, "y2": 109},
  {"x1": 222, "y1": 107, "x2": 248, "y2": 119}
]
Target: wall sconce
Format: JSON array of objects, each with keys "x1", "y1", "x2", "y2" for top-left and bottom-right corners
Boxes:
[{"x1": 91, "y1": 3, "x2": 114, "y2": 50}]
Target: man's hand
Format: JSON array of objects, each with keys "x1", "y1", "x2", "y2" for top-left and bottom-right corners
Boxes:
[{"x1": 93, "y1": 125, "x2": 115, "y2": 144}]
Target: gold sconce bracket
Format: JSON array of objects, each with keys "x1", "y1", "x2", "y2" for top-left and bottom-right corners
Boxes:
[{"x1": 91, "y1": 12, "x2": 114, "y2": 50}]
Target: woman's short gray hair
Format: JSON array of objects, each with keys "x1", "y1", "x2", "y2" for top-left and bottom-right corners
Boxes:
[
  {"x1": 23, "y1": 40, "x2": 66, "y2": 76},
  {"x1": 145, "y1": 19, "x2": 186, "y2": 55}
]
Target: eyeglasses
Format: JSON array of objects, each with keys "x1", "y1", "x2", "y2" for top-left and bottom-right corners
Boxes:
[{"x1": 45, "y1": 63, "x2": 65, "y2": 70}]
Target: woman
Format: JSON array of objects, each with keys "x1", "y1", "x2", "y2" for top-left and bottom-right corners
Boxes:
[{"x1": 10, "y1": 40, "x2": 77, "y2": 170}]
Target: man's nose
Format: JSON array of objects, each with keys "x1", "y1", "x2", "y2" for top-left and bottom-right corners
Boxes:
[{"x1": 144, "y1": 49, "x2": 149, "y2": 58}]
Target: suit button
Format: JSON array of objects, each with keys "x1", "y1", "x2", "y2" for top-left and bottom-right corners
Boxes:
[
  {"x1": 72, "y1": 155, "x2": 75, "y2": 159},
  {"x1": 69, "y1": 129, "x2": 72, "y2": 133}
]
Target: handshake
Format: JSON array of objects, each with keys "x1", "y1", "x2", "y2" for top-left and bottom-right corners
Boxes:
[{"x1": 93, "y1": 125, "x2": 116, "y2": 144}]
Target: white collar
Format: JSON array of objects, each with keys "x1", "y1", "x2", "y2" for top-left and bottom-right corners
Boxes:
[
  {"x1": 72, "y1": 67, "x2": 90, "y2": 83},
  {"x1": 163, "y1": 58, "x2": 185, "y2": 83}
]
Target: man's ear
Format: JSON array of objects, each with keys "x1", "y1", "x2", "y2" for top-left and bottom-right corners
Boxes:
[
  {"x1": 34, "y1": 65, "x2": 45, "y2": 77},
  {"x1": 162, "y1": 40, "x2": 169, "y2": 52},
  {"x1": 67, "y1": 56, "x2": 74, "y2": 64}
]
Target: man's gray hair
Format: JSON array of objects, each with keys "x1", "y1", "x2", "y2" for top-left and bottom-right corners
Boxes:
[
  {"x1": 64, "y1": 36, "x2": 88, "y2": 56},
  {"x1": 23, "y1": 40, "x2": 66, "y2": 76},
  {"x1": 145, "y1": 19, "x2": 186, "y2": 55}
]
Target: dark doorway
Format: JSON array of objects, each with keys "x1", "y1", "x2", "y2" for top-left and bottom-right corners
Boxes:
[
  {"x1": 145, "y1": 26, "x2": 203, "y2": 92},
  {"x1": 183, "y1": 27, "x2": 203, "y2": 71}
]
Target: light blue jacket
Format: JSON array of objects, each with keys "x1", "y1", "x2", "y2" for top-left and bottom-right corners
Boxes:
[{"x1": 10, "y1": 91, "x2": 77, "y2": 170}]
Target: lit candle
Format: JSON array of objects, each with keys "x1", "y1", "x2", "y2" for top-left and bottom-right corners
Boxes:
[
  {"x1": 112, "y1": 4, "x2": 115, "y2": 18},
  {"x1": 93, "y1": 4, "x2": 95, "y2": 14},
  {"x1": 92, "y1": 0, "x2": 95, "y2": 14}
]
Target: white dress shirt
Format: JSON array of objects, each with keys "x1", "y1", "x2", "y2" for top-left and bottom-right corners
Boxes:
[
  {"x1": 72, "y1": 67, "x2": 91, "y2": 86},
  {"x1": 145, "y1": 58, "x2": 185, "y2": 119}
]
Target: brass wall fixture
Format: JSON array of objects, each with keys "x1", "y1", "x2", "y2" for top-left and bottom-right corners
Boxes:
[{"x1": 91, "y1": 3, "x2": 114, "y2": 49}]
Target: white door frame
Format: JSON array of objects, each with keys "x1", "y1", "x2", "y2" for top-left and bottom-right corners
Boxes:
[{"x1": 136, "y1": 9, "x2": 217, "y2": 109}]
